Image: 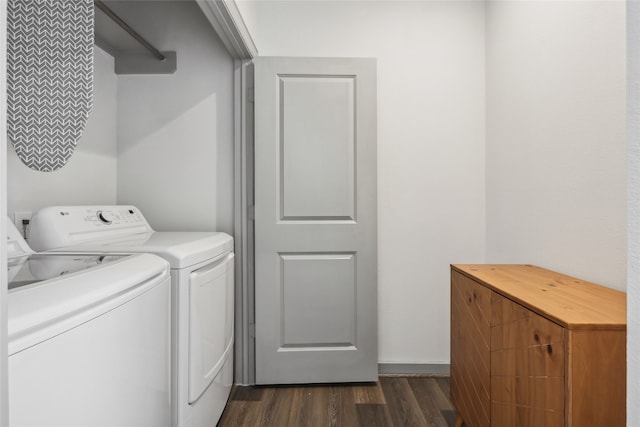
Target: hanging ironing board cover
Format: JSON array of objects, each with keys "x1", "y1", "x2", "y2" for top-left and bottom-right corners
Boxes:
[{"x1": 7, "y1": 0, "x2": 94, "y2": 172}]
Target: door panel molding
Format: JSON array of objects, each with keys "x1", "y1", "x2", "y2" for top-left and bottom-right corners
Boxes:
[
  {"x1": 277, "y1": 74, "x2": 357, "y2": 222},
  {"x1": 279, "y1": 252, "x2": 357, "y2": 348}
]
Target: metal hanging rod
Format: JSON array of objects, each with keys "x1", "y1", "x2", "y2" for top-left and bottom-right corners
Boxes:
[{"x1": 94, "y1": 0, "x2": 166, "y2": 62}]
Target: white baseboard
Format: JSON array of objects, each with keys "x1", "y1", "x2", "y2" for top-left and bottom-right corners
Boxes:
[{"x1": 378, "y1": 363, "x2": 450, "y2": 375}]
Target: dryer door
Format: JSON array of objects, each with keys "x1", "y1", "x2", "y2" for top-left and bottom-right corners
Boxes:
[{"x1": 188, "y1": 253, "x2": 234, "y2": 404}]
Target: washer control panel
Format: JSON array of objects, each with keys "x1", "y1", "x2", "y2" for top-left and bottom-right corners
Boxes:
[
  {"x1": 65, "y1": 207, "x2": 148, "y2": 227},
  {"x1": 50, "y1": 206, "x2": 147, "y2": 227},
  {"x1": 28, "y1": 206, "x2": 153, "y2": 251}
]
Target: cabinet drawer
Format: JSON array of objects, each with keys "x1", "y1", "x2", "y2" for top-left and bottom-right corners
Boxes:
[
  {"x1": 491, "y1": 294, "x2": 564, "y2": 378},
  {"x1": 491, "y1": 376, "x2": 564, "y2": 412},
  {"x1": 491, "y1": 402, "x2": 564, "y2": 427},
  {"x1": 452, "y1": 272, "x2": 491, "y2": 349},
  {"x1": 491, "y1": 293, "x2": 564, "y2": 351}
]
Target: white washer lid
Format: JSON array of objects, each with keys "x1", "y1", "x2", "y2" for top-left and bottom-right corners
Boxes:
[
  {"x1": 42, "y1": 232, "x2": 234, "y2": 269},
  {"x1": 8, "y1": 253, "x2": 170, "y2": 355},
  {"x1": 8, "y1": 253, "x2": 128, "y2": 290}
]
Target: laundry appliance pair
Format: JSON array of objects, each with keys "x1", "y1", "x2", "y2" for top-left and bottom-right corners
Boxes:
[{"x1": 27, "y1": 205, "x2": 235, "y2": 427}]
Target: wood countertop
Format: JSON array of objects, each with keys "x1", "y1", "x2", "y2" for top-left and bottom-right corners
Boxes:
[{"x1": 451, "y1": 264, "x2": 626, "y2": 330}]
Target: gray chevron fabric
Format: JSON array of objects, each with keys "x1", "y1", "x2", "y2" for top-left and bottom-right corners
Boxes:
[{"x1": 7, "y1": 0, "x2": 94, "y2": 172}]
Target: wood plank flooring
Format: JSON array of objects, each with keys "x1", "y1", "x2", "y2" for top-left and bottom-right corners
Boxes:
[{"x1": 217, "y1": 376, "x2": 459, "y2": 427}]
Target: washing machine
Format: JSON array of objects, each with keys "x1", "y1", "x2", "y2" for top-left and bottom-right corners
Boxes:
[
  {"x1": 28, "y1": 206, "x2": 235, "y2": 427},
  {"x1": 7, "y1": 218, "x2": 171, "y2": 427}
]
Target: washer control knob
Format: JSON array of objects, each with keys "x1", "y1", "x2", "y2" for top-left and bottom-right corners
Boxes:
[{"x1": 96, "y1": 210, "x2": 113, "y2": 225}]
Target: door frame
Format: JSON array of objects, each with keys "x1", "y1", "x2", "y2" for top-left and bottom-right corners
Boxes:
[
  {"x1": 196, "y1": 0, "x2": 257, "y2": 60},
  {"x1": 233, "y1": 59, "x2": 255, "y2": 385},
  {"x1": 198, "y1": 0, "x2": 257, "y2": 385}
]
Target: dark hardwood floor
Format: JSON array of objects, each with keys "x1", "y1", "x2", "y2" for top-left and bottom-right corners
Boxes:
[{"x1": 217, "y1": 375, "x2": 458, "y2": 427}]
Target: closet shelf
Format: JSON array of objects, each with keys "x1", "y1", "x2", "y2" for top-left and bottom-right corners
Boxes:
[{"x1": 93, "y1": 0, "x2": 176, "y2": 75}]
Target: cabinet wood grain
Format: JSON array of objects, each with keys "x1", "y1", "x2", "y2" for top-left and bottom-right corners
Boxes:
[
  {"x1": 450, "y1": 272, "x2": 491, "y2": 427},
  {"x1": 451, "y1": 264, "x2": 626, "y2": 427}
]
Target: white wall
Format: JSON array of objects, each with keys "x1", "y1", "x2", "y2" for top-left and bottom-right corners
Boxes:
[
  {"x1": 486, "y1": 1, "x2": 627, "y2": 290},
  {"x1": 116, "y1": 1, "x2": 235, "y2": 233},
  {"x1": 7, "y1": 46, "x2": 118, "y2": 219},
  {"x1": 627, "y1": 0, "x2": 640, "y2": 422},
  {"x1": 7, "y1": 1, "x2": 236, "y2": 234},
  {"x1": 239, "y1": 0, "x2": 487, "y2": 366}
]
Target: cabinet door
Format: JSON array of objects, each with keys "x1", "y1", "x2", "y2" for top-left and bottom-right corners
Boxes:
[
  {"x1": 451, "y1": 271, "x2": 491, "y2": 427},
  {"x1": 490, "y1": 293, "x2": 564, "y2": 427}
]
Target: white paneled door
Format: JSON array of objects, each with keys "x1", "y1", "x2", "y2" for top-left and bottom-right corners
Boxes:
[{"x1": 254, "y1": 57, "x2": 377, "y2": 384}]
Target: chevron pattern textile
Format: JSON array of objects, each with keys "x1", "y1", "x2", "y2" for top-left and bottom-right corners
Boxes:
[{"x1": 7, "y1": 0, "x2": 94, "y2": 172}]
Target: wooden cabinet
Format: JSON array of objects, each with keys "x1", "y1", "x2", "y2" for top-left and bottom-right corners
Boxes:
[{"x1": 450, "y1": 265, "x2": 626, "y2": 427}]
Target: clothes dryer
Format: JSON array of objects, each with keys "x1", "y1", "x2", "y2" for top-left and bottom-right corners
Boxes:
[
  {"x1": 7, "y1": 219, "x2": 171, "y2": 427},
  {"x1": 29, "y1": 206, "x2": 235, "y2": 427}
]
